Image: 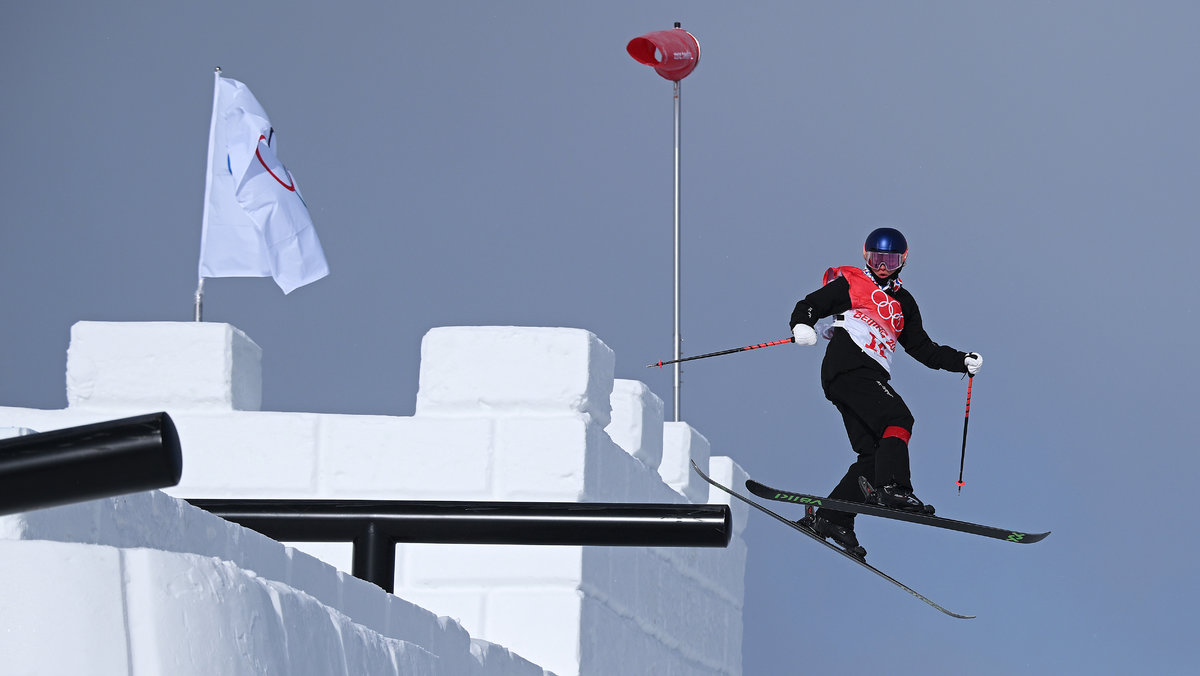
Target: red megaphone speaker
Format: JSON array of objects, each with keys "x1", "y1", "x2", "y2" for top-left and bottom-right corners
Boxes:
[{"x1": 626, "y1": 26, "x2": 700, "y2": 81}]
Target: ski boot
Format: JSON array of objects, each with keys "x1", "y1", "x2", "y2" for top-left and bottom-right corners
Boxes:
[
  {"x1": 859, "y1": 476, "x2": 935, "y2": 515},
  {"x1": 798, "y1": 506, "x2": 866, "y2": 559}
]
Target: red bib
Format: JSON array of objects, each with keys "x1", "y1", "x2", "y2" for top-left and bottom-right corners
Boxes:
[{"x1": 831, "y1": 266, "x2": 904, "y2": 372}]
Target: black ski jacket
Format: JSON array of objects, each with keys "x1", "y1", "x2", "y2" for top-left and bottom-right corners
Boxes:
[{"x1": 790, "y1": 274, "x2": 968, "y2": 388}]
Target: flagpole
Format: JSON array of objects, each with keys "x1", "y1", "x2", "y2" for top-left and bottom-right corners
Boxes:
[
  {"x1": 672, "y1": 75, "x2": 682, "y2": 422},
  {"x1": 195, "y1": 66, "x2": 222, "y2": 322},
  {"x1": 194, "y1": 278, "x2": 204, "y2": 321},
  {"x1": 625, "y1": 25, "x2": 698, "y2": 420}
]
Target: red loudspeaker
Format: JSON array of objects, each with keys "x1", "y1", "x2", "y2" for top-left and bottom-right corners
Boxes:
[{"x1": 626, "y1": 28, "x2": 700, "y2": 82}]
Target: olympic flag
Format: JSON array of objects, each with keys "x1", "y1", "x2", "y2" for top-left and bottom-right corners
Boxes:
[{"x1": 198, "y1": 71, "x2": 328, "y2": 295}]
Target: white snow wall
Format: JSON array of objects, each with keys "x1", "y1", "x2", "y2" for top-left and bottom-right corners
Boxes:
[{"x1": 0, "y1": 322, "x2": 748, "y2": 676}]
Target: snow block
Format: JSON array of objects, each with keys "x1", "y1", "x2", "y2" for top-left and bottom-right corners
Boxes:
[
  {"x1": 0, "y1": 460, "x2": 568, "y2": 676},
  {"x1": 605, "y1": 379, "x2": 664, "y2": 469},
  {"x1": 660, "y1": 422, "x2": 712, "y2": 503},
  {"x1": 264, "y1": 580, "x2": 352, "y2": 675},
  {"x1": 0, "y1": 407, "x2": 134, "y2": 441},
  {"x1": 0, "y1": 540, "x2": 131, "y2": 675},
  {"x1": 579, "y1": 546, "x2": 658, "y2": 630},
  {"x1": 338, "y1": 611, "x2": 438, "y2": 676},
  {"x1": 401, "y1": 543, "x2": 582, "y2": 587},
  {"x1": 285, "y1": 543, "x2": 344, "y2": 611},
  {"x1": 579, "y1": 545, "x2": 740, "y2": 675},
  {"x1": 122, "y1": 549, "x2": 290, "y2": 675},
  {"x1": 338, "y1": 569, "x2": 391, "y2": 632},
  {"x1": 428, "y1": 613, "x2": 482, "y2": 676},
  {"x1": 321, "y1": 414, "x2": 494, "y2": 498},
  {"x1": 472, "y1": 639, "x2": 554, "y2": 676},
  {"x1": 285, "y1": 541, "x2": 353, "y2": 577},
  {"x1": 66, "y1": 321, "x2": 262, "y2": 411},
  {"x1": 383, "y1": 594, "x2": 476, "y2": 671},
  {"x1": 396, "y1": 589, "x2": 487, "y2": 642},
  {"x1": 651, "y1": 538, "x2": 748, "y2": 611},
  {"x1": 484, "y1": 587, "x2": 582, "y2": 676},
  {"x1": 579, "y1": 596, "x2": 674, "y2": 676},
  {"x1": 0, "y1": 490, "x2": 189, "y2": 550},
  {"x1": 0, "y1": 426, "x2": 35, "y2": 439},
  {"x1": 707, "y1": 456, "x2": 750, "y2": 536},
  {"x1": 169, "y1": 411, "x2": 320, "y2": 496},
  {"x1": 492, "y1": 415, "x2": 590, "y2": 500},
  {"x1": 0, "y1": 489, "x2": 293, "y2": 588},
  {"x1": 415, "y1": 327, "x2": 614, "y2": 427},
  {"x1": 389, "y1": 640, "x2": 446, "y2": 676},
  {"x1": 583, "y1": 425, "x2": 685, "y2": 504}
]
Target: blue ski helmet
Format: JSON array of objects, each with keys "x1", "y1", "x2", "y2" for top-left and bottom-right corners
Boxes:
[{"x1": 863, "y1": 227, "x2": 908, "y2": 274}]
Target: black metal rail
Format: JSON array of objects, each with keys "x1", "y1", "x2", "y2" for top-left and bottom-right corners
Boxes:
[
  {"x1": 188, "y1": 498, "x2": 732, "y2": 592},
  {"x1": 0, "y1": 412, "x2": 182, "y2": 516}
]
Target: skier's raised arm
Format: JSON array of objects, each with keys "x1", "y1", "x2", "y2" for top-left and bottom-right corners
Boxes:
[{"x1": 894, "y1": 291, "x2": 974, "y2": 373}]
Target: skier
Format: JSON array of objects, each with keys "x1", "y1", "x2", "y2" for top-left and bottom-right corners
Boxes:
[{"x1": 789, "y1": 227, "x2": 982, "y2": 558}]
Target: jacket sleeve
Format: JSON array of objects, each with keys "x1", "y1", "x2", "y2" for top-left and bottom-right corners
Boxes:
[
  {"x1": 896, "y1": 289, "x2": 968, "y2": 372},
  {"x1": 790, "y1": 276, "x2": 852, "y2": 328}
]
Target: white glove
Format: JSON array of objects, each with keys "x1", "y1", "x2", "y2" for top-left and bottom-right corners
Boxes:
[
  {"x1": 792, "y1": 324, "x2": 817, "y2": 346},
  {"x1": 964, "y1": 352, "x2": 983, "y2": 375}
]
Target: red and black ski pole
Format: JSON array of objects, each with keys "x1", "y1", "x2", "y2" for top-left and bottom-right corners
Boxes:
[
  {"x1": 957, "y1": 374, "x2": 974, "y2": 495},
  {"x1": 646, "y1": 337, "x2": 794, "y2": 368}
]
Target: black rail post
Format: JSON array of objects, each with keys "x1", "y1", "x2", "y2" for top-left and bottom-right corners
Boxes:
[{"x1": 352, "y1": 521, "x2": 397, "y2": 592}]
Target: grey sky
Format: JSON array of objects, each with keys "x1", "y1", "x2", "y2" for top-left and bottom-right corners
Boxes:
[{"x1": 3, "y1": 2, "x2": 1196, "y2": 672}]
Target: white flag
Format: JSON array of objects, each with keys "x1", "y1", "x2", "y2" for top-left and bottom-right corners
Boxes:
[{"x1": 198, "y1": 73, "x2": 328, "y2": 294}]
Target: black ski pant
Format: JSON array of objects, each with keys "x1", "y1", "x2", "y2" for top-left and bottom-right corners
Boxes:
[{"x1": 816, "y1": 368, "x2": 915, "y2": 529}]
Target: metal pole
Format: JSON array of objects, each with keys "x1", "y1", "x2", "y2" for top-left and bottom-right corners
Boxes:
[
  {"x1": 648, "y1": 337, "x2": 795, "y2": 368},
  {"x1": 195, "y1": 67, "x2": 221, "y2": 322},
  {"x1": 187, "y1": 500, "x2": 732, "y2": 547},
  {"x1": 673, "y1": 77, "x2": 682, "y2": 422},
  {"x1": 351, "y1": 521, "x2": 395, "y2": 591},
  {"x1": 194, "y1": 278, "x2": 204, "y2": 321}
]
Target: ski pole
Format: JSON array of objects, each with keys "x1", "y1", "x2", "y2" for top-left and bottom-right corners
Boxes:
[
  {"x1": 957, "y1": 374, "x2": 974, "y2": 495},
  {"x1": 646, "y1": 337, "x2": 794, "y2": 368}
]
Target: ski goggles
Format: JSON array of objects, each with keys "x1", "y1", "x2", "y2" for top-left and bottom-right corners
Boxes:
[{"x1": 865, "y1": 250, "x2": 906, "y2": 272}]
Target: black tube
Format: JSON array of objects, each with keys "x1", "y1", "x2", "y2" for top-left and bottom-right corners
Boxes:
[
  {"x1": 188, "y1": 499, "x2": 733, "y2": 592},
  {"x1": 0, "y1": 412, "x2": 183, "y2": 516},
  {"x1": 352, "y1": 522, "x2": 394, "y2": 590},
  {"x1": 189, "y1": 499, "x2": 732, "y2": 547}
]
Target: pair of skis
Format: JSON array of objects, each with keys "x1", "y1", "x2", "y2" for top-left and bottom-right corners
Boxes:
[{"x1": 691, "y1": 460, "x2": 1050, "y2": 619}]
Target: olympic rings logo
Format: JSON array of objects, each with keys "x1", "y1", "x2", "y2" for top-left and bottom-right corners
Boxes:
[
  {"x1": 255, "y1": 134, "x2": 297, "y2": 192},
  {"x1": 871, "y1": 289, "x2": 904, "y2": 331}
]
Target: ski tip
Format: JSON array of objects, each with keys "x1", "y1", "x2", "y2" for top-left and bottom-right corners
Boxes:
[
  {"x1": 744, "y1": 478, "x2": 770, "y2": 493},
  {"x1": 1004, "y1": 530, "x2": 1051, "y2": 544}
]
